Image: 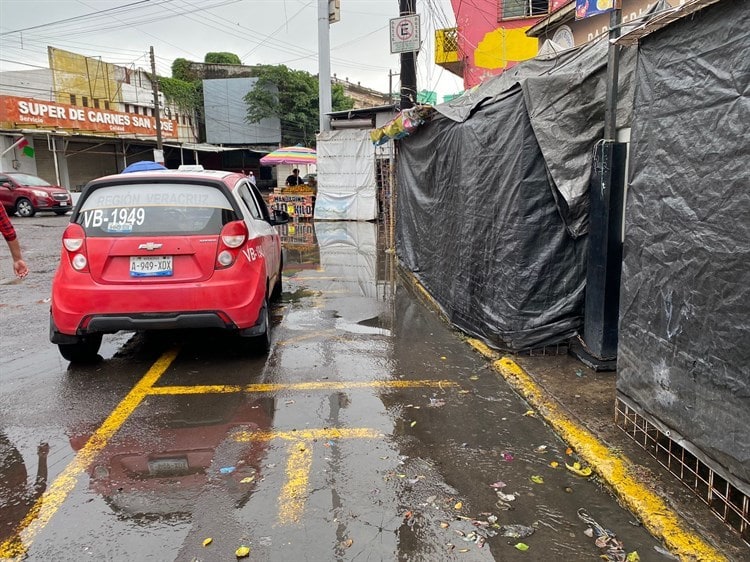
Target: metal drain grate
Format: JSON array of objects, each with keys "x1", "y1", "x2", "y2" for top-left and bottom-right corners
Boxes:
[{"x1": 615, "y1": 397, "x2": 749, "y2": 545}]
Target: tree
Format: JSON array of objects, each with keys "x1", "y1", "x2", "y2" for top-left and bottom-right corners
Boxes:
[
  {"x1": 171, "y1": 58, "x2": 195, "y2": 82},
  {"x1": 159, "y1": 77, "x2": 200, "y2": 113},
  {"x1": 204, "y1": 52, "x2": 241, "y2": 65},
  {"x1": 244, "y1": 65, "x2": 354, "y2": 146}
]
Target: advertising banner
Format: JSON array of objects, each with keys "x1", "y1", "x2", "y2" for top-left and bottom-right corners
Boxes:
[
  {"x1": 0, "y1": 95, "x2": 178, "y2": 138},
  {"x1": 267, "y1": 193, "x2": 315, "y2": 219},
  {"x1": 575, "y1": 0, "x2": 618, "y2": 19}
]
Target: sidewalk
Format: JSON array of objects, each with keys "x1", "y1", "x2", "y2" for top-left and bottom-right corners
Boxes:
[
  {"x1": 469, "y1": 343, "x2": 748, "y2": 561},
  {"x1": 402, "y1": 253, "x2": 747, "y2": 560}
]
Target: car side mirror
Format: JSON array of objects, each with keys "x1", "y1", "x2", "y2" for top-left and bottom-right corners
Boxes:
[
  {"x1": 1, "y1": 182, "x2": 12, "y2": 189},
  {"x1": 270, "y1": 209, "x2": 290, "y2": 225}
]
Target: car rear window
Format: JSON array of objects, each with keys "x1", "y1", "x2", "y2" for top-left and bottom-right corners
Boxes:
[{"x1": 76, "y1": 183, "x2": 239, "y2": 237}]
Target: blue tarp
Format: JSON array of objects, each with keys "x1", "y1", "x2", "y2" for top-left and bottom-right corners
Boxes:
[{"x1": 121, "y1": 161, "x2": 167, "y2": 173}]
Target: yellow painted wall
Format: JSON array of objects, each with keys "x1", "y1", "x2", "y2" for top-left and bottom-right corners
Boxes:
[
  {"x1": 474, "y1": 26, "x2": 538, "y2": 70},
  {"x1": 49, "y1": 47, "x2": 120, "y2": 105}
]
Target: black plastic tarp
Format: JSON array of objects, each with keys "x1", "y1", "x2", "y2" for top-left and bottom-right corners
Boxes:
[
  {"x1": 617, "y1": 0, "x2": 750, "y2": 484},
  {"x1": 395, "y1": 33, "x2": 640, "y2": 351},
  {"x1": 435, "y1": 38, "x2": 635, "y2": 238},
  {"x1": 396, "y1": 90, "x2": 587, "y2": 351}
]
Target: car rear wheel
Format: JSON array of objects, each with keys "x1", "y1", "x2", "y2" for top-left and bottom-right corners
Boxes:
[
  {"x1": 271, "y1": 256, "x2": 283, "y2": 301},
  {"x1": 58, "y1": 334, "x2": 103, "y2": 363},
  {"x1": 15, "y1": 198, "x2": 36, "y2": 217},
  {"x1": 251, "y1": 295, "x2": 271, "y2": 354}
]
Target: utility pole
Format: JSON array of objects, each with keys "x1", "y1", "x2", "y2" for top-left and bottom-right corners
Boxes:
[
  {"x1": 399, "y1": 0, "x2": 417, "y2": 109},
  {"x1": 388, "y1": 70, "x2": 400, "y2": 104},
  {"x1": 603, "y1": 9, "x2": 622, "y2": 141},
  {"x1": 572, "y1": 6, "x2": 626, "y2": 370},
  {"x1": 149, "y1": 46, "x2": 164, "y2": 159},
  {"x1": 318, "y1": 0, "x2": 334, "y2": 132}
]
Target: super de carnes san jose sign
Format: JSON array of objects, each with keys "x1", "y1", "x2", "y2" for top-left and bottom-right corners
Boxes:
[{"x1": 0, "y1": 95, "x2": 178, "y2": 138}]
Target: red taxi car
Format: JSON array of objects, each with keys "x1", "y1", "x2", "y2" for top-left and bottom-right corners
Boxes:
[
  {"x1": 0, "y1": 172, "x2": 73, "y2": 217},
  {"x1": 49, "y1": 167, "x2": 288, "y2": 362}
]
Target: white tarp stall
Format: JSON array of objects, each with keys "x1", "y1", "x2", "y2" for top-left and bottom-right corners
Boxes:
[
  {"x1": 315, "y1": 221, "x2": 378, "y2": 299},
  {"x1": 313, "y1": 129, "x2": 377, "y2": 221}
]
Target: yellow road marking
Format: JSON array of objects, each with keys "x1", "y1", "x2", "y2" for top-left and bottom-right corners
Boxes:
[
  {"x1": 0, "y1": 341, "x2": 458, "y2": 547},
  {"x1": 279, "y1": 442, "x2": 313, "y2": 523},
  {"x1": 233, "y1": 427, "x2": 382, "y2": 524},
  {"x1": 148, "y1": 380, "x2": 458, "y2": 395},
  {"x1": 466, "y1": 341, "x2": 727, "y2": 562},
  {"x1": 235, "y1": 427, "x2": 382, "y2": 442},
  {"x1": 0, "y1": 349, "x2": 179, "y2": 560}
]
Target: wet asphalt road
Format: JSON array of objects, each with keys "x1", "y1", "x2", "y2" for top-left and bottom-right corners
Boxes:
[{"x1": 0, "y1": 214, "x2": 668, "y2": 561}]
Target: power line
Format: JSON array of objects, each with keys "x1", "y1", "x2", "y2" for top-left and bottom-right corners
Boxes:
[{"x1": 0, "y1": 0, "x2": 154, "y2": 36}]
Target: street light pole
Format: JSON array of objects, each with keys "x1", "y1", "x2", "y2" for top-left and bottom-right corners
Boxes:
[{"x1": 318, "y1": 0, "x2": 333, "y2": 132}]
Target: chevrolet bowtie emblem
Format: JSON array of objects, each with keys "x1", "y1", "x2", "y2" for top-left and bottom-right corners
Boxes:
[{"x1": 138, "y1": 242, "x2": 163, "y2": 251}]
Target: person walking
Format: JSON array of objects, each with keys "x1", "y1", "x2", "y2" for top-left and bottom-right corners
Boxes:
[{"x1": 0, "y1": 205, "x2": 29, "y2": 278}]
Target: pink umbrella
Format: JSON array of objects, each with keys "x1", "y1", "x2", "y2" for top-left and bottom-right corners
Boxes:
[{"x1": 260, "y1": 145, "x2": 316, "y2": 166}]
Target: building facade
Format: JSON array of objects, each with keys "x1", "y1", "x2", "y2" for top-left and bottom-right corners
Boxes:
[
  {"x1": 526, "y1": 0, "x2": 690, "y2": 52},
  {"x1": 435, "y1": 0, "x2": 569, "y2": 89},
  {"x1": 0, "y1": 47, "x2": 198, "y2": 191}
]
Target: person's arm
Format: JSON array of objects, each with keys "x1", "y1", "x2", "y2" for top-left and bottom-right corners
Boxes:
[
  {"x1": 0, "y1": 206, "x2": 28, "y2": 278},
  {"x1": 6, "y1": 238, "x2": 28, "y2": 278}
]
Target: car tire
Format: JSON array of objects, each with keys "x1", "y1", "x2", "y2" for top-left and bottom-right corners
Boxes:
[
  {"x1": 271, "y1": 256, "x2": 283, "y2": 301},
  {"x1": 15, "y1": 198, "x2": 36, "y2": 217},
  {"x1": 58, "y1": 334, "x2": 103, "y2": 363},
  {"x1": 251, "y1": 295, "x2": 271, "y2": 354}
]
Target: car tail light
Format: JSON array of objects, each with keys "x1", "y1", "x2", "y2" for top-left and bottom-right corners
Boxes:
[
  {"x1": 62, "y1": 223, "x2": 89, "y2": 272},
  {"x1": 216, "y1": 220, "x2": 248, "y2": 269}
]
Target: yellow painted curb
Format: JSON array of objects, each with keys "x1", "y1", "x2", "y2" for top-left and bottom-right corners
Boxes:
[{"x1": 466, "y1": 338, "x2": 726, "y2": 562}]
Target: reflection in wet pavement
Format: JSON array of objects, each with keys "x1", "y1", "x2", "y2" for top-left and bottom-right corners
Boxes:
[{"x1": 0, "y1": 219, "x2": 665, "y2": 561}]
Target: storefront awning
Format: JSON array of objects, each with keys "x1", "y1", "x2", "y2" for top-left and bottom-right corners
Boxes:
[{"x1": 163, "y1": 142, "x2": 245, "y2": 153}]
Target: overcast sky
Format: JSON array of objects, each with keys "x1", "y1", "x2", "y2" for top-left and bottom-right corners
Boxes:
[{"x1": 0, "y1": 0, "x2": 464, "y2": 101}]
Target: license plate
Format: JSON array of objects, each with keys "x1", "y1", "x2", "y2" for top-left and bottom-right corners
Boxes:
[
  {"x1": 130, "y1": 255, "x2": 173, "y2": 277},
  {"x1": 148, "y1": 457, "x2": 189, "y2": 475}
]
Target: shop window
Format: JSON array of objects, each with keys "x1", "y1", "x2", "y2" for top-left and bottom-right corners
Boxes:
[
  {"x1": 82, "y1": 96, "x2": 89, "y2": 107},
  {"x1": 104, "y1": 101, "x2": 110, "y2": 110},
  {"x1": 501, "y1": 0, "x2": 548, "y2": 19},
  {"x1": 70, "y1": 94, "x2": 77, "y2": 105},
  {"x1": 94, "y1": 99, "x2": 100, "y2": 108}
]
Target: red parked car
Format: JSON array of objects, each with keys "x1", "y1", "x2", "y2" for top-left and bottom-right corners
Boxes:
[
  {"x1": 49, "y1": 166, "x2": 289, "y2": 362},
  {"x1": 0, "y1": 172, "x2": 73, "y2": 217}
]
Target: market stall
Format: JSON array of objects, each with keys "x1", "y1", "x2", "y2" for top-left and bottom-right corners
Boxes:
[{"x1": 260, "y1": 145, "x2": 317, "y2": 219}]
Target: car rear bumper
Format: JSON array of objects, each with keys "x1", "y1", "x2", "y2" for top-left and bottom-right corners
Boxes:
[
  {"x1": 88, "y1": 312, "x2": 230, "y2": 331},
  {"x1": 50, "y1": 275, "x2": 266, "y2": 337}
]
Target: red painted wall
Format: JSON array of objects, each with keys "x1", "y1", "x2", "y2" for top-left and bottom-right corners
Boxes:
[{"x1": 450, "y1": 0, "x2": 558, "y2": 88}]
